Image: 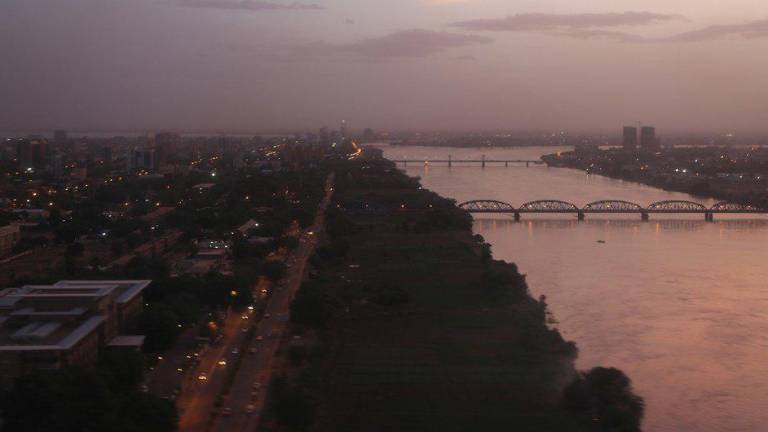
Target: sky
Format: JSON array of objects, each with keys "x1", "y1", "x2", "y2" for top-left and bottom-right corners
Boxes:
[{"x1": 2, "y1": 0, "x2": 768, "y2": 134}]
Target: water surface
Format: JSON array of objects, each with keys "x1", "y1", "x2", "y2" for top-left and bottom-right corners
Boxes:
[{"x1": 380, "y1": 144, "x2": 768, "y2": 432}]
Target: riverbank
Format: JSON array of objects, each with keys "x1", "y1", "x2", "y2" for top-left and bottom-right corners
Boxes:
[
  {"x1": 260, "y1": 156, "x2": 643, "y2": 431},
  {"x1": 542, "y1": 148, "x2": 768, "y2": 207}
]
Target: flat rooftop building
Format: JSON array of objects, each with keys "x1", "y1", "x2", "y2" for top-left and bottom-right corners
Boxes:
[{"x1": 0, "y1": 280, "x2": 150, "y2": 388}]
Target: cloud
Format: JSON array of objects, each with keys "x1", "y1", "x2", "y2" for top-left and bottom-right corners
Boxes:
[
  {"x1": 562, "y1": 17, "x2": 768, "y2": 43},
  {"x1": 556, "y1": 29, "x2": 647, "y2": 43},
  {"x1": 449, "y1": 12, "x2": 682, "y2": 32},
  {"x1": 176, "y1": 0, "x2": 325, "y2": 11},
  {"x1": 309, "y1": 29, "x2": 494, "y2": 59},
  {"x1": 663, "y1": 18, "x2": 768, "y2": 42}
]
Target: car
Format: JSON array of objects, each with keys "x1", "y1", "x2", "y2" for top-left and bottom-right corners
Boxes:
[
  {"x1": 231, "y1": 348, "x2": 239, "y2": 355},
  {"x1": 249, "y1": 347, "x2": 257, "y2": 354},
  {"x1": 241, "y1": 314, "x2": 249, "y2": 320},
  {"x1": 253, "y1": 381, "x2": 262, "y2": 390},
  {"x1": 222, "y1": 407, "x2": 233, "y2": 416},
  {"x1": 264, "y1": 313, "x2": 271, "y2": 319},
  {"x1": 246, "y1": 404, "x2": 255, "y2": 414},
  {"x1": 255, "y1": 335, "x2": 264, "y2": 341},
  {"x1": 198, "y1": 374, "x2": 208, "y2": 381},
  {"x1": 218, "y1": 360, "x2": 227, "y2": 366}
]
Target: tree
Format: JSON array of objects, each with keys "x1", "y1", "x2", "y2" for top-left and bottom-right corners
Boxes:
[
  {"x1": 0, "y1": 366, "x2": 177, "y2": 432},
  {"x1": 66, "y1": 242, "x2": 84, "y2": 257},
  {"x1": 270, "y1": 377, "x2": 314, "y2": 431},
  {"x1": 137, "y1": 305, "x2": 180, "y2": 353},
  {"x1": 563, "y1": 367, "x2": 645, "y2": 432},
  {"x1": 262, "y1": 260, "x2": 287, "y2": 282},
  {"x1": 290, "y1": 282, "x2": 334, "y2": 328}
]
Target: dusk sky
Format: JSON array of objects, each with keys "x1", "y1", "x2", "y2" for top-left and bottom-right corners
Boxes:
[{"x1": 2, "y1": 0, "x2": 768, "y2": 133}]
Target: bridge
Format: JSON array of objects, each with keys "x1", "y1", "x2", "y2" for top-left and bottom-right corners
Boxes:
[
  {"x1": 391, "y1": 155, "x2": 544, "y2": 167},
  {"x1": 457, "y1": 199, "x2": 767, "y2": 222}
]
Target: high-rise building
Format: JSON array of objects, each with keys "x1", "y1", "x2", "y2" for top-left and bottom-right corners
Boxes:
[
  {"x1": 318, "y1": 127, "x2": 330, "y2": 148},
  {"x1": 15, "y1": 139, "x2": 32, "y2": 170},
  {"x1": 125, "y1": 148, "x2": 158, "y2": 172},
  {"x1": 340, "y1": 120, "x2": 348, "y2": 140},
  {"x1": 155, "y1": 132, "x2": 180, "y2": 167},
  {"x1": 51, "y1": 151, "x2": 65, "y2": 178},
  {"x1": 14, "y1": 138, "x2": 48, "y2": 171},
  {"x1": 622, "y1": 126, "x2": 638, "y2": 151},
  {"x1": 102, "y1": 146, "x2": 113, "y2": 168},
  {"x1": 640, "y1": 126, "x2": 660, "y2": 152}
]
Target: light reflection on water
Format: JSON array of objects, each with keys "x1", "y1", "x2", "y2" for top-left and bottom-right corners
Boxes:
[{"x1": 380, "y1": 145, "x2": 768, "y2": 432}]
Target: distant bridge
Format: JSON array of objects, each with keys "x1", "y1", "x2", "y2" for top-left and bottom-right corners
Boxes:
[
  {"x1": 391, "y1": 155, "x2": 544, "y2": 167},
  {"x1": 458, "y1": 199, "x2": 767, "y2": 222}
]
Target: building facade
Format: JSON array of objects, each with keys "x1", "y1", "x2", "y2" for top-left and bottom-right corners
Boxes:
[
  {"x1": 0, "y1": 280, "x2": 150, "y2": 388},
  {"x1": 622, "y1": 126, "x2": 638, "y2": 151},
  {"x1": 0, "y1": 225, "x2": 21, "y2": 258}
]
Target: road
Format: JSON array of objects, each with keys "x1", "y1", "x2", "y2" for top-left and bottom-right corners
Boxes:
[
  {"x1": 176, "y1": 173, "x2": 334, "y2": 432},
  {"x1": 176, "y1": 295, "x2": 261, "y2": 432},
  {"x1": 210, "y1": 174, "x2": 334, "y2": 432}
]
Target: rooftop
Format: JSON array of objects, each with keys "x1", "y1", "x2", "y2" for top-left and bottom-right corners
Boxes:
[
  {"x1": 0, "y1": 280, "x2": 151, "y2": 352},
  {"x1": 0, "y1": 315, "x2": 105, "y2": 351}
]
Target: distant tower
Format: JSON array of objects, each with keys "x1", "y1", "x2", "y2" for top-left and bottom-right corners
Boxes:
[
  {"x1": 340, "y1": 120, "x2": 348, "y2": 140},
  {"x1": 640, "y1": 126, "x2": 659, "y2": 152},
  {"x1": 622, "y1": 126, "x2": 638, "y2": 151}
]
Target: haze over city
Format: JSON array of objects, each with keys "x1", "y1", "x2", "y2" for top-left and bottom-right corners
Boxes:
[{"x1": 3, "y1": 0, "x2": 768, "y2": 133}]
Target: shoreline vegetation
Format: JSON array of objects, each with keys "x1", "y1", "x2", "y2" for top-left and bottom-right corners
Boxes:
[
  {"x1": 542, "y1": 148, "x2": 768, "y2": 208},
  {"x1": 263, "y1": 155, "x2": 644, "y2": 432}
]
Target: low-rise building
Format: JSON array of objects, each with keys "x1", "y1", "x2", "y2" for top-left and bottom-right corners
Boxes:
[{"x1": 0, "y1": 280, "x2": 150, "y2": 388}]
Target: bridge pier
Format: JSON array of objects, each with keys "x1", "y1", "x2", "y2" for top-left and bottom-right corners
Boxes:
[
  {"x1": 641, "y1": 211, "x2": 649, "y2": 222},
  {"x1": 514, "y1": 212, "x2": 521, "y2": 222},
  {"x1": 482, "y1": 155, "x2": 486, "y2": 169},
  {"x1": 526, "y1": 161, "x2": 530, "y2": 167},
  {"x1": 505, "y1": 161, "x2": 508, "y2": 167},
  {"x1": 705, "y1": 212, "x2": 714, "y2": 222},
  {"x1": 448, "y1": 154, "x2": 452, "y2": 168},
  {"x1": 577, "y1": 211, "x2": 585, "y2": 221}
]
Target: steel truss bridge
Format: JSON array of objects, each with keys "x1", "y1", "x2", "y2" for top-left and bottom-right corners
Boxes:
[
  {"x1": 458, "y1": 199, "x2": 767, "y2": 222},
  {"x1": 391, "y1": 155, "x2": 544, "y2": 167}
]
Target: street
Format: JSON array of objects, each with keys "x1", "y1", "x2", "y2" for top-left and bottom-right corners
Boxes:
[
  {"x1": 176, "y1": 174, "x2": 334, "y2": 432},
  {"x1": 211, "y1": 174, "x2": 333, "y2": 432}
]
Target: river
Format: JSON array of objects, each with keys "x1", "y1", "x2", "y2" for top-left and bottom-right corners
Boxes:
[{"x1": 378, "y1": 144, "x2": 768, "y2": 432}]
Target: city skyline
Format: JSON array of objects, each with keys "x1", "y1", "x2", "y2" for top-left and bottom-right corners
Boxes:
[{"x1": 3, "y1": 0, "x2": 768, "y2": 133}]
